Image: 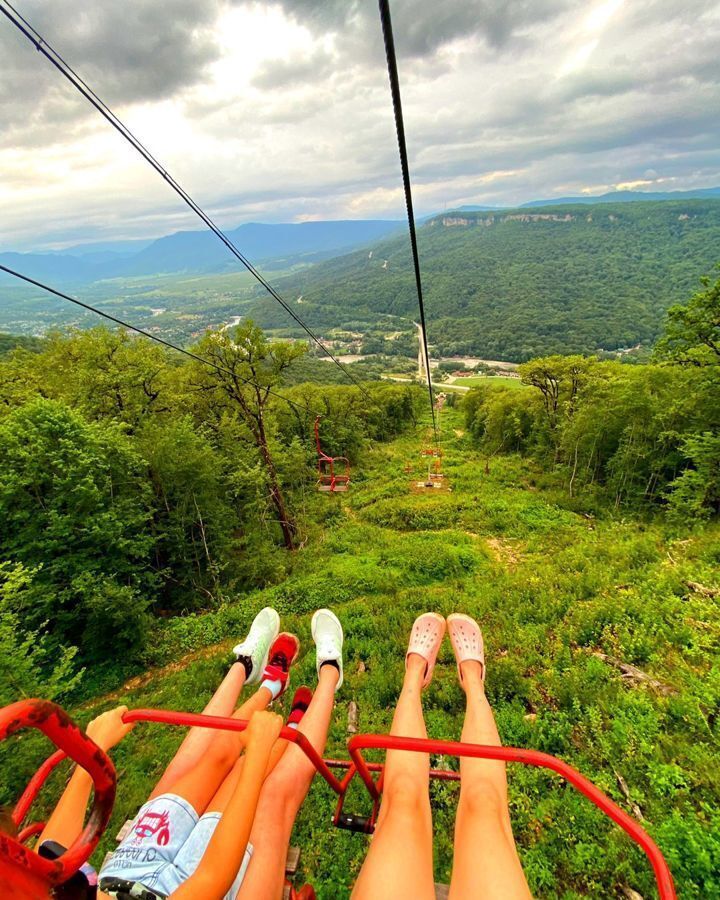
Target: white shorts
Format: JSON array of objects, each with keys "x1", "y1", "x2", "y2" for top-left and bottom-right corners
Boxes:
[{"x1": 99, "y1": 793, "x2": 253, "y2": 899}]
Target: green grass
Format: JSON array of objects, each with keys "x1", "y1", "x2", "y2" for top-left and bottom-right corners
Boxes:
[
  {"x1": 448, "y1": 375, "x2": 526, "y2": 388},
  {"x1": 6, "y1": 412, "x2": 720, "y2": 898}
]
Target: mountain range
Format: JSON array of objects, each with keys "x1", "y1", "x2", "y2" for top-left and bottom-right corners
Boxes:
[
  {"x1": 0, "y1": 220, "x2": 403, "y2": 285},
  {"x1": 3, "y1": 186, "x2": 720, "y2": 287},
  {"x1": 521, "y1": 186, "x2": 720, "y2": 207},
  {"x1": 3, "y1": 191, "x2": 720, "y2": 362}
]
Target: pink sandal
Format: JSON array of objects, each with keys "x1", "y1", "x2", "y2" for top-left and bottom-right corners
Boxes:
[
  {"x1": 406, "y1": 612, "x2": 446, "y2": 688},
  {"x1": 447, "y1": 613, "x2": 485, "y2": 683}
]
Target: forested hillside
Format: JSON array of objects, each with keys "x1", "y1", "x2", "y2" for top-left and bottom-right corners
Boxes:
[
  {"x1": 0, "y1": 324, "x2": 420, "y2": 676},
  {"x1": 247, "y1": 200, "x2": 720, "y2": 360},
  {"x1": 0, "y1": 270, "x2": 718, "y2": 898},
  {"x1": 0, "y1": 332, "x2": 43, "y2": 355}
]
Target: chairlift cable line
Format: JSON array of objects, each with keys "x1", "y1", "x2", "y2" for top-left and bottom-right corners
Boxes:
[
  {"x1": 0, "y1": 0, "x2": 375, "y2": 406},
  {"x1": 378, "y1": 0, "x2": 439, "y2": 445},
  {"x1": 0, "y1": 263, "x2": 311, "y2": 414}
]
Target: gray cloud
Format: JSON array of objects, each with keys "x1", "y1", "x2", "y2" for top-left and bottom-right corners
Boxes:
[
  {"x1": 268, "y1": 0, "x2": 576, "y2": 55},
  {"x1": 252, "y1": 47, "x2": 336, "y2": 90},
  {"x1": 0, "y1": 0, "x2": 221, "y2": 143},
  {"x1": 1, "y1": 0, "x2": 720, "y2": 251}
]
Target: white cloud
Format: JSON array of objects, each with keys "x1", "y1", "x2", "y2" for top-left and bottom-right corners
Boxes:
[{"x1": 0, "y1": 0, "x2": 719, "y2": 251}]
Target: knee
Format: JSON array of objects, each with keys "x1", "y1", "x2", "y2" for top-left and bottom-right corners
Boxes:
[
  {"x1": 204, "y1": 736, "x2": 237, "y2": 774},
  {"x1": 458, "y1": 780, "x2": 507, "y2": 818},
  {"x1": 263, "y1": 764, "x2": 313, "y2": 810},
  {"x1": 382, "y1": 772, "x2": 430, "y2": 816}
]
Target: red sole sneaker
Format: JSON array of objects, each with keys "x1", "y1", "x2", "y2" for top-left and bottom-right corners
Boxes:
[{"x1": 262, "y1": 632, "x2": 300, "y2": 695}]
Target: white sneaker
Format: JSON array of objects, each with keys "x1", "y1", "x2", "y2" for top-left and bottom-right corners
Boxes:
[
  {"x1": 311, "y1": 608, "x2": 344, "y2": 691},
  {"x1": 233, "y1": 607, "x2": 280, "y2": 684}
]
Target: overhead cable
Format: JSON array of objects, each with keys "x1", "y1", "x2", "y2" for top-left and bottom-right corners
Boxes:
[
  {"x1": 0, "y1": 0, "x2": 374, "y2": 405},
  {"x1": 378, "y1": 0, "x2": 438, "y2": 443},
  {"x1": 0, "y1": 263, "x2": 310, "y2": 413}
]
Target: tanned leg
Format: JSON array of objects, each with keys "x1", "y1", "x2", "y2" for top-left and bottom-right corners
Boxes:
[
  {"x1": 351, "y1": 655, "x2": 435, "y2": 900},
  {"x1": 151, "y1": 685, "x2": 273, "y2": 814},
  {"x1": 150, "y1": 662, "x2": 249, "y2": 799},
  {"x1": 204, "y1": 739, "x2": 289, "y2": 815},
  {"x1": 235, "y1": 665, "x2": 339, "y2": 900},
  {"x1": 449, "y1": 660, "x2": 532, "y2": 900}
]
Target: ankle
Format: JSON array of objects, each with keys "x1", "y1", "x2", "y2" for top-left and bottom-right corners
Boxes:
[
  {"x1": 459, "y1": 659, "x2": 484, "y2": 689},
  {"x1": 319, "y1": 660, "x2": 340, "y2": 686},
  {"x1": 405, "y1": 653, "x2": 427, "y2": 686},
  {"x1": 406, "y1": 653, "x2": 427, "y2": 673},
  {"x1": 235, "y1": 655, "x2": 253, "y2": 679}
]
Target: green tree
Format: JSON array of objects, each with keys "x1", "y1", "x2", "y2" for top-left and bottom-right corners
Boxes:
[
  {"x1": 0, "y1": 399, "x2": 155, "y2": 655},
  {"x1": 666, "y1": 432, "x2": 720, "y2": 519},
  {"x1": 519, "y1": 355, "x2": 597, "y2": 431},
  {"x1": 138, "y1": 417, "x2": 237, "y2": 607},
  {"x1": 0, "y1": 348, "x2": 46, "y2": 413},
  {"x1": 190, "y1": 322, "x2": 307, "y2": 550},
  {"x1": 656, "y1": 268, "x2": 720, "y2": 366},
  {"x1": 0, "y1": 563, "x2": 82, "y2": 705},
  {"x1": 469, "y1": 386, "x2": 538, "y2": 459},
  {"x1": 40, "y1": 328, "x2": 173, "y2": 428}
]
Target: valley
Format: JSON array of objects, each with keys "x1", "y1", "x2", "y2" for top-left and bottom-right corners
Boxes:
[{"x1": 4, "y1": 198, "x2": 719, "y2": 364}]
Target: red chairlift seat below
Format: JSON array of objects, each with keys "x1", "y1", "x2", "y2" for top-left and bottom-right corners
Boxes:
[{"x1": 315, "y1": 417, "x2": 350, "y2": 493}]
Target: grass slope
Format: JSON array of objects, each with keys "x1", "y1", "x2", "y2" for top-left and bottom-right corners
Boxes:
[{"x1": 8, "y1": 412, "x2": 719, "y2": 898}]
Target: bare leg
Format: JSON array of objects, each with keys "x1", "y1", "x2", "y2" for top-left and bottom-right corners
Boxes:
[
  {"x1": 205, "y1": 739, "x2": 290, "y2": 815},
  {"x1": 351, "y1": 655, "x2": 435, "y2": 900},
  {"x1": 449, "y1": 661, "x2": 531, "y2": 900},
  {"x1": 150, "y1": 662, "x2": 248, "y2": 798},
  {"x1": 151, "y1": 686, "x2": 273, "y2": 814},
  {"x1": 236, "y1": 666, "x2": 339, "y2": 900}
]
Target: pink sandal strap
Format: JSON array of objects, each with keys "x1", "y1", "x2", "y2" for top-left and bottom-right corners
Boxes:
[
  {"x1": 447, "y1": 614, "x2": 485, "y2": 683},
  {"x1": 406, "y1": 613, "x2": 446, "y2": 688}
]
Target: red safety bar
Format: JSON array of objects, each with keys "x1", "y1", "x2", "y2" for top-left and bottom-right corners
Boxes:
[
  {"x1": 18, "y1": 822, "x2": 46, "y2": 845},
  {"x1": 314, "y1": 416, "x2": 350, "y2": 493},
  {"x1": 123, "y1": 711, "x2": 675, "y2": 899},
  {"x1": 343, "y1": 734, "x2": 677, "y2": 900},
  {"x1": 13, "y1": 749, "x2": 66, "y2": 828},
  {"x1": 2, "y1": 704, "x2": 676, "y2": 900},
  {"x1": 122, "y1": 709, "x2": 345, "y2": 794},
  {"x1": 0, "y1": 700, "x2": 115, "y2": 891}
]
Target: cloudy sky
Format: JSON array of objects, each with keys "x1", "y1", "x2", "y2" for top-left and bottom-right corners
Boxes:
[{"x1": 1, "y1": 0, "x2": 719, "y2": 250}]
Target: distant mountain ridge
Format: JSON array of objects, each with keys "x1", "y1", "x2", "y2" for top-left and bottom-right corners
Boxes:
[
  {"x1": 0, "y1": 219, "x2": 404, "y2": 285},
  {"x1": 449, "y1": 186, "x2": 720, "y2": 212},
  {"x1": 521, "y1": 186, "x2": 720, "y2": 207},
  {"x1": 3, "y1": 187, "x2": 719, "y2": 285}
]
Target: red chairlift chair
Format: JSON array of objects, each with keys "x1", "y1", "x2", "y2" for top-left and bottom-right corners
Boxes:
[
  {"x1": 414, "y1": 444, "x2": 447, "y2": 491},
  {"x1": 1, "y1": 700, "x2": 677, "y2": 900},
  {"x1": 314, "y1": 416, "x2": 350, "y2": 493}
]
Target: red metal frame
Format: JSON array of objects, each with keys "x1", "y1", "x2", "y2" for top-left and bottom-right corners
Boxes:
[
  {"x1": 343, "y1": 734, "x2": 676, "y2": 900},
  {"x1": 13, "y1": 749, "x2": 66, "y2": 828},
  {"x1": 18, "y1": 823, "x2": 46, "y2": 845},
  {"x1": 123, "y1": 709, "x2": 344, "y2": 795},
  {"x1": 0, "y1": 700, "x2": 115, "y2": 890},
  {"x1": 314, "y1": 416, "x2": 350, "y2": 493},
  {"x1": 2, "y1": 703, "x2": 676, "y2": 900}
]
